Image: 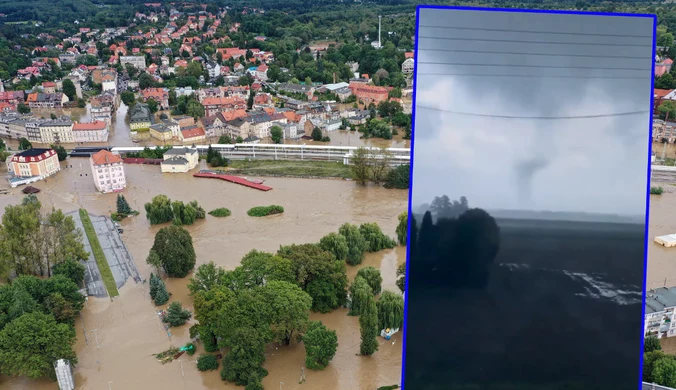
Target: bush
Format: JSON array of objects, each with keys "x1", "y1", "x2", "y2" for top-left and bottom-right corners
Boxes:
[
  {"x1": 646, "y1": 335, "x2": 662, "y2": 353},
  {"x1": 164, "y1": 302, "x2": 192, "y2": 327},
  {"x1": 652, "y1": 186, "x2": 665, "y2": 195},
  {"x1": 384, "y1": 164, "x2": 410, "y2": 189},
  {"x1": 247, "y1": 205, "x2": 284, "y2": 217},
  {"x1": 185, "y1": 342, "x2": 196, "y2": 356},
  {"x1": 208, "y1": 208, "x2": 231, "y2": 217},
  {"x1": 197, "y1": 354, "x2": 219, "y2": 371}
]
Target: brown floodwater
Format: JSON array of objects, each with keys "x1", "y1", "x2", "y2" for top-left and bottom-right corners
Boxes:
[{"x1": 0, "y1": 161, "x2": 407, "y2": 390}]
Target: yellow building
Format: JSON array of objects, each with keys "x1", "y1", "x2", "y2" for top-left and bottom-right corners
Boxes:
[{"x1": 129, "y1": 103, "x2": 151, "y2": 131}]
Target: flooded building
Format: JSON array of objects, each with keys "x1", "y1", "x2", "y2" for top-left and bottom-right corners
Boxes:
[
  {"x1": 646, "y1": 287, "x2": 676, "y2": 339},
  {"x1": 160, "y1": 146, "x2": 199, "y2": 173},
  {"x1": 129, "y1": 103, "x2": 152, "y2": 131},
  {"x1": 90, "y1": 150, "x2": 126, "y2": 193},
  {"x1": 73, "y1": 121, "x2": 109, "y2": 143},
  {"x1": 6, "y1": 148, "x2": 60, "y2": 187}
]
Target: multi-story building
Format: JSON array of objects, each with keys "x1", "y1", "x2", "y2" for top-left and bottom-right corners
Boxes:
[
  {"x1": 402, "y1": 58, "x2": 415, "y2": 74},
  {"x1": 129, "y1": 103, "x2": 152, "y2": 130},
  {"x1": 101, "y1": 71, "x2": 117, "y2": 94},
  {"x1": 120, "y1": 55, "x2": 147, "y2": 70},
  {"x1": 160, "y1": 146, "x2": 199, "y2": 173},
  {"x1": 653, "y1": 119, "x2": 676, "y2": 143},
  {"x1": 73, "y1": 121, "x2": 109, "y2": 143},
  {"x1": 6, "y1": 148, "x2": 60, "y2": 187},
  {"x1": 39, "y1": 118, "x2": 74, "y2": 144},
  {"x1": 201, "y1": 96, "x2": 247, "y2": 116},
  {"x1": 0, "y1": 113, "x2": 29, "y2": 139},
  {"x1": 349, "y1": 82, "x2": 389, "y2": 105},
  {"x1": 646, "y1": 287, "x2": 676, "y2": 339},
  {"x1": 90, "y1": 150, "x2": 126, "y2": 193},
  {"x1": 206, "y1": 61, "x2": 221, "y2": 79},
  {"x1": 91, "y1": 92, "x2": 116, "y2": 123},
  {"x1": 180, "y1": 125, "x2": 206, "y2": 143},
  {"x1": 26, "y1": 92, "x2": 68, "y2": 109},
  {"x1": 149, "y1": 123, "x2": 173, "y2": 142},
  {"x1": 140, "y1": 88, "x2": 169, "y2": 110},
  {"x1": 226, "y1": 118, "x2": 251, "y2": 140}
]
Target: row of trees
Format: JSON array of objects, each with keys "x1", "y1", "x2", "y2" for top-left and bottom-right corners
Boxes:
[
  {"x1": 178, "y1": 217, "x2": 403, "y2": 388},
  {"x1": 144, "y1": 195, "x2": 206, "y2": 226},
  {"x1": 0, "y1": 195, "x2": 88, "y2": 279}
]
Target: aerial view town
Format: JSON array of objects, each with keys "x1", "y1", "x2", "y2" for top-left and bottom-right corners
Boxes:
[{"x1": 0, "y1": 0, "x2": 675, "y2": 389}]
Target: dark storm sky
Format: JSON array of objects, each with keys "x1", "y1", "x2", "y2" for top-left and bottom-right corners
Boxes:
[{"x1": 412, "y1": 8, "x2": 655, "y2": 217}]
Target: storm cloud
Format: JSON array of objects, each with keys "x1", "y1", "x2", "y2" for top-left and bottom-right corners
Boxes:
[{"x1": 411, "y1": 8, "x2": 654, "y2": 217}]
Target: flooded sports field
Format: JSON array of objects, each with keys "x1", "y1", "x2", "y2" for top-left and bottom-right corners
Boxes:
[{"x1": 0, "y1": 161, "x2": 407, "y2": 390}]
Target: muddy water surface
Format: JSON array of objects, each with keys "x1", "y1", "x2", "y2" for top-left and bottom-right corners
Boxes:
[{"x1": 0, "y1": 162, "x2": 407, "y2": 390}]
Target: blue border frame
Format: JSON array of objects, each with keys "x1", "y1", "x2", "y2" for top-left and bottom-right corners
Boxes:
[{"x1": 401, "y1": 6, "x2": 657, "y2": 390}]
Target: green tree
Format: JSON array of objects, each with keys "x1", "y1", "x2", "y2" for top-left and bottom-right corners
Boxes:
[
  {"x1": 52, "y1": 259, "x2": 85, "y2": 287},
  {"x1": 350, "y1": 147, "x2": 371, "y2": 185},
  {"x1": 646, "y1": 335, "x2": 662, "y2": 353},
  {"x1": 396, "y1": 262, "x2": 406, "y2": 294},
  {"x1": 654, "y1": 357, "x2": 676, "y2": 387},
  {"x1": 50, "y1": 144, "x2": 68, "y2": 161},
  {"x1": 145, "y1": 195, "x2": 174, "y2": 225},
  {"x1": 247, "y1": 89, "x2": 254, "y2": 110},
  {"x1": 311, "y1": 127, "x2": 322, "y2": 141},
  {"x1": 356, "y1": 266, "x2": 382, "y2": 296},
  {"x1": 188, "y1": 261, "x2": 225, "y2": 295},
  {"x1": 220, "y1": 327, "x2": 268, "y2": 386},
  {"x1": 319, "y1": 232, "x2": 349, "y2": 262},
  {"x1": 218, "y1": 135, "x2": 233, "y2": 144},
  {"x1": 18, "y1": 137, "x2": 32, "y2": 150},
  {"x1": 359, "y1": 223, "x2": 396, "y2": 252},
  {"x1": 44, "y1": 292, "x2": 78, "y2": 324},
  {"x1": 660, "y1": 100, "x2": 676, "y2": 120},
  {"x1": 245, "y1": 373, "x2": 264, "y2": 390},
  {"x1": 384, "y1": 164, "x2": 410, "y2": 189},
  {"x1": 277, "y1": 244, "x2": 348, "y2": 313},
  {"x1": 396, "y1": 212, "x2": 408, "y2": 246},
  {"x1": 139, "y1": 73, "x2": 155, "y2": 90},
  {"x1": 338, "y1": 223, "x2": 368, "y2": 266},
  {"x1": 117, "y1": 194, "x2": 132, "y2": 215},
  {"x1": 197, "y1": 354, "x2": 219, "y2": 371},
  {"x1": 236, "y1": 250, "x2": 296, "y2": 288},
  {"x1": 377, "y1": 291, "x2": 404, "y2": 330},
  {"x1": 164, "y1": 301, "x2": 192, "y2": 327},
  {"x1": 150, "y1": 225, "x2": 196, "y2": 278},
  {"x1": 0, "y1": 312, "x2": 77, "y2": 379},
  {"x1": 62, "y1": 78, "x2": 76, "y2": 101},
  {"x1": 154, "y1": 279, "x2": 170, "y2": 305},
  {"x1": 146, "y1": 98, "x2": 159, "y2": 114},
  {"x1": 121, "y1": 90, "x2": 136, "y2": 106},
  {"x1": 147, "y1": 250, "x2": 162, "y2": 274},
  {"x1": 186, "y1": 100, "x2": 205, "y2": 118},
  {"x1": 260, "y1": 281, "x2": 312, "y2": 345},
  {"x1": 270, "y1": 125, "x2": 283, "y2": 144},
  {"x1": 359, "y1": 295, "x2": 379, "y2": 356},
  {"x1": 645, "y1": 351, "x2": 669, "y2": 383},
  {"x1": 17, "y1": 103, "x2": 30, "y2": 114},
  {"x1": 349, "y1": 276, "x2": 373, "y2": 316},
  {"x1": 303, "y1": 320, "x2": 338, "y2": 370}
]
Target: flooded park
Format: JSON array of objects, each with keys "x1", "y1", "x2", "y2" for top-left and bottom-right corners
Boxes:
[{"x1": 0, "y1": 159, "x2": 408, "y2": 390}]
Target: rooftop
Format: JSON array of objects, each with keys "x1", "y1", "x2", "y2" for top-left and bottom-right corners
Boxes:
[
  {"x1": 14, "y1": 148, "x2": 53, "y2": 158},
  {"x1": 91, "y1": 150, "x2": 123, "y2": 165}
]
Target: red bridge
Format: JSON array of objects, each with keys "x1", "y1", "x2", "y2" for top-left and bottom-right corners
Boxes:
[{"x1": 193, "y1": 171, "x2": 272, "y2": 191}]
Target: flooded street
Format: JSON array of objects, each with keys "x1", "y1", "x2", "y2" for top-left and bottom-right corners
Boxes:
[{"x1": 0, "y1": 162, "x2": 407, "y2": 390}]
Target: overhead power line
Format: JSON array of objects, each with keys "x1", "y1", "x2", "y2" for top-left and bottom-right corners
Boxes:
[
  {"x1": 416, "y1": 105, "x2": 650, "y2": 120},
  {"x1": 416, "y1": 48, "x2": 648, "y2": 60},
  {"x1": 415, "y1": 72, "x2": 646, "y2": 80},
  {"x1": 417, "y1": 61, "x2": 648, "y2": 71},
  {"x1": 416, "y1": 35, "x2": 647, "y2": 47},
  {"x1": 417, "y1": 24, "x2": 652, "y2": 39}
]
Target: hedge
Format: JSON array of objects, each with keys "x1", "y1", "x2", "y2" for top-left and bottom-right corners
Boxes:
[{"x1": 247, "y1": 205, "x2": 284, "y2": 217}]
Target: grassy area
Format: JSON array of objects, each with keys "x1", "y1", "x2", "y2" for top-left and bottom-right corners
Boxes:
[
  {"x1": 226, "y1": 160, "x2": 352, "y2": 179},
  {"x1": 79, "y1": 209, "x2": 119, "y2": 298}
]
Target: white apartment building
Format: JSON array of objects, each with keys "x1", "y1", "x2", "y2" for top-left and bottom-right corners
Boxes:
[
  {"x1": 160, "y1": 146, "x2": 199, "y2": 173},
  {"x1": 39, "y1": 119, "x2": 74, "y2": 144},
  {"x1": 402, "y1": 58, "x2": 415, "y2": 74},
  {"x1": 73, "y1": 121, "x2": 109, "y2": 143},
  {"x1": 646, "y1": 287, "x2": 676, "y2": 339},
  {"x1": 120, "y1": 55, "x2": 147, "y2": 71},
  {"x1": 90, "y1": 150, "x2": 126, "y2": 193}
]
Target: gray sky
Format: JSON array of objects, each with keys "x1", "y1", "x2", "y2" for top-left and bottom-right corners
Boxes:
[{"x1": 412, "y1": 8, "x2": 655, "y2": 217}]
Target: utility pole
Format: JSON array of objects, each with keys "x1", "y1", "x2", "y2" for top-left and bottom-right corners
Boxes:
[{"x1": 662, "y1": 111, "x2": 670, "y2": 163}]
